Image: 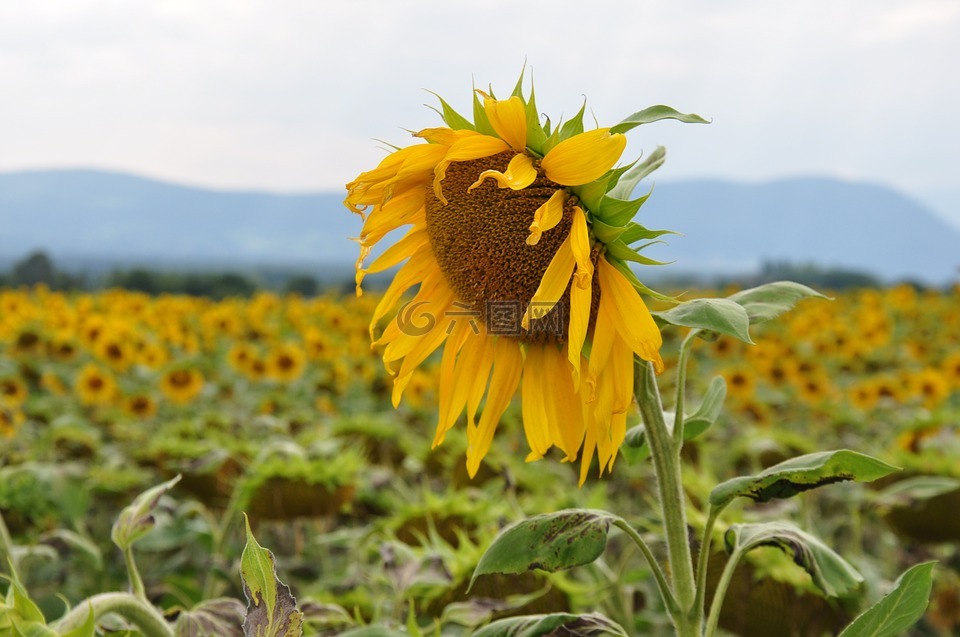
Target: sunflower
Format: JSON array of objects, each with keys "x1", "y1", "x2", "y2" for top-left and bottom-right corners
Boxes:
[
  {"x1": 159, "y1": 368, "x2": 205, "y2": 405},
  {"x1": 265, "y1": 342, "x2": 307, "y2": 382},
  {"x1": 0, "y1": 376, "x2": 28, "y2": 408},
  {"x1": 124, "y1": 393, "x2": 158, "y2": 419},
  {"x1": 345, "y1": 74, "x2": 705, "y2": 482},
  {"x1": 75, "y1": 364, "x2": 117, "y2": 406}
]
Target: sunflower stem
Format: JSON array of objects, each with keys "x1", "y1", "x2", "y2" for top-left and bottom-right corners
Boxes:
[
  {"x1": 612, "y1": 517, "x2": 680, "y2": 616},
  {"x1": 123, "y1": 544, "x2": 148, "y2": 602},
  {"x1": 635, "y1": 359, "x2": 698, "y2": 635},
  {"x1": 704, "y1": 548, "x2": 745, "y2": 637},
  {"x1": 52, "y1": 592, "x2": 173, "y2": 637},
  {"x1": 693, "y1": 504, "x2": 725, "y2": 632},
  {"x1": 673, "y1": 329, "x2": 700, "y2": 449},
  {"x1": 0, "y1": 510, "x2": 18, "y2": 580}
]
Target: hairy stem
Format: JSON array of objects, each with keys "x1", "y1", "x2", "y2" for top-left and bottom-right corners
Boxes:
[
  {"x1": 635, "y1": 359, "x2": 698, "y2": 635},
  {"x1": 613, "y1": 517, "x2": 680, "y2": 616},
  {"x1": 53, "y1": 592, "x2": 173, "y2": 637},
  {"x1": 673, "y1": 329, "x2": 700, "y2": 448},
  {"x1": 693, "y1": 504, "x2": 725, "y2": 631},
  {"x1": 123, "y1": 544, "x2": 147, "y2": 601}
]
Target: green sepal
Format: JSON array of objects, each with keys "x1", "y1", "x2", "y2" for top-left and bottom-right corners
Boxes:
[
  {"x1": 524, "y1": 80, "x2": 547, "y2": 153},
  {"x1": 472, "y1": 85, "x2": 496, "y2": 137},
  {"x1": 620, "y1": 222, "x2": 676, "y2": 245},
  {"x1": 610, "y1": 105, "x2": 709, "y2": 135},
  {"x1": 591, "y1": 219, "x2": 627, "y2": 243},
  {"x1": 608, "y1": 258, "x2": 676, "y2": 302},
  {"x1": 558, "y1": 99, "x2": 587, "y2": 141},
  {"x1": 426, "y1": 91, "x2": 474, "y2": 131},
  {"x1": 573, "y1": 178, "x2": 613, "y2": 213},
  {"x1": 608, "y1": 146, "x2": 666, "y2": 200},
  {"x1": 605, "y1": 239, "x2": 669, "y2": 267},
  {"x1": 596, "y1": 191, "x2": 652, "y2": 227}
]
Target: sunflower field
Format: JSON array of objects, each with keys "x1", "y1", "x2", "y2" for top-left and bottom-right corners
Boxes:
[{"x1": 1, "y1": 281, "x2": 959, "y2": 636}]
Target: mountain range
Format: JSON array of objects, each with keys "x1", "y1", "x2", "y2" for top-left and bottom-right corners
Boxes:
[{"x1": 1, "y1": 169, "x2": 958, "y2": 284}]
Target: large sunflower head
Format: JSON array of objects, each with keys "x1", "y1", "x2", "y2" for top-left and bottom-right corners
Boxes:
[{"x1": 345, "y1": 73, "x2": 706, "y2": 483}]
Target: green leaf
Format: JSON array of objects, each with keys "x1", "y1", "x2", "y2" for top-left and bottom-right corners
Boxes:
[
  {"x1": 619, "y1": 222, "x2": 674, "y2": 246},
  {"x1": 473, "y1": 88, "x2": 496, "y2": 137},
  {"x1": 241, "y1": 514, "x2": 304, "y2": 637},
  {"x1": 652, "y1": 298, "x2": 753, "y2": 344},
  {"x1": 111, "y1": 474, "x2": 181, "y2": 550},
  {"x1": 725, "y1": 522, "x2": 863, "y2": 598},
  {"x1": 524, "y1": 80, "x2": 547, "y2": 153},
  {"x1": 176, "y1": 598, "x2": 245, "y2": 637},
  {"x1": 610, "y1": 105, "x2": 709, "y2": 135},
  {"x1": 591, "y1": 219, "x2": 627, "y2": 243},
  {"x1": 10, "y1": 617, "x2": 56, "y2": 637},
  {"x1": 875, "y1": 476, "x2": 960, "y2": 508},
  {"x1": 337, "y1": 628, "x2": 407, "y2": 637},
  {"x1": 727, "y1": 281, "x2": 829, "y2": 324},
  {"x1": 837, "y1": 562, "x2": 936, "y2": 637},
  {"x1": 473, "y1": 613, "x2": 628, "y2": 637},
  {"x1": 59, "y1": 604, "x2": 96, "y2": 637},
  {"x1": 607, "y1": 146, "x2": 666, "y2": 200},
  {"x1": 4, "y1": 570, "x2": 45, "y2": 624},
  {"x1": 471, "y1": 510, "x2": 616, "y2": 589},
  {"x1": 605, "y1": 239, "x2": 668, "y2": 267},
  {"x1": 710, "y1": 450, "x2": 900, "y2": 509},
  {"x1": 608, "y1": 259, "x2": 676, "y2": 302}
]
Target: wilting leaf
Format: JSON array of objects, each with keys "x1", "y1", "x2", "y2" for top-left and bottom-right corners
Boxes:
[
  {"x1": 837, "y1": 562, "x2": 936, "y2": 637},
  {"x1": 473, "y1": 612, "x2": 629, "y2": 637},
  {"x1": 241, "y1": 515, "x2": 303, "y2": 637},
  {"x1": 652, "y1": 299, "x2": 753, "y2": 344},
  {"x1": 111, "y1": 474, "x2": 181, "y2": 550},
  {"x1": 724, "y1": 522, "x2": 863, "y2": 598},
  {"x1": 176, "y1": 598, "x2": 245, "y2": 637},
  {"x1": 710, "y1": 450, "x2": 899, "y2": 509},
  {"x1": 610, "y1": 105, "x2": 709, "y2": 135},
  {"x1": 727, "y1": 281, "x2": 828, "y2": 324},
  {"x1": 471, "y1": 510, "x2": 616, "y2": 589}
]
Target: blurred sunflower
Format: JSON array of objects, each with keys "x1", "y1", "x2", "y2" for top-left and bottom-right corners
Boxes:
[
  {"x1": 345, "y1": 73, "x2": 705, "y2": 481},
  {"x1": 159, "y1": 368, "x2": 205, "y2": 405},
  {"x1": 0, "y1": 376, "x2": 28, "y2": 408},
  {"x1": 0, "y1": 406, "x2": 25, "y2": 438},
  {"x1": 75, "y1": 364, "x2": 117, "y2": 406},
  {"x1": 265, "y1": 342, "x2": 307, "y2": 382},
  {"x1": 124, "y1": 393, "x2": 158, "y2": 419}
]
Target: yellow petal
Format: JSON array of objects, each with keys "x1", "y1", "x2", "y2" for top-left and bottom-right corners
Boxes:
[
  {"x1": 521, "y1": 346, "x2": 552, "y2": 461},
  {"x1": 541, "y1": 128, "x2": 626, "y2": 186},
  {"x1": 466, "y1": 338, "x2": 522, "y2": 477},
  {"x1": 542, "y1": 346, "x2": 585, "y2": 462},
  {"x1": 414, "y1": 127, "x2": 478, "y2": 146},
  {"x1": 566, "y1": 207, "x2": 593, "y2": 386},
  {"x1": 434, "y1": 320, "x2": 473, "y2": 447},
  {"x1": 433, "y1": 135, "x2": 510, "y2": 204},
  {"x1": 521, "y1": 234, "x2": 576, "y2": 330},
  {"x1": 481, "y1": 93, "x2": 528, "y2": 151},
  {"x1": 356, "y1": 226, "x2": 429, "y2": 293},
  {"x1": 596, "y1": 258, "x2": 664, "y2": 372},
  {"x1": 435, "y1": 325, "x2": 492, "y2": 447},
  {"x1": 526, "y1": 190, "x2": 565, "y2": 246},
  {"x1": 469, "y1": 153, "x2": 537, "y2": 193},
  {"x1": 369, "y1": 245, "x2": 436, "y2": 340},
  {"x1": 585, "y1": 296, "x2": 616, "y2": 402}
]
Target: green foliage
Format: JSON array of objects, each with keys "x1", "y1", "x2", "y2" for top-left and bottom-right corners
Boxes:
[
  {"x1": 709, "y1": 450, "x2": 900, "y2": 508},
  {"x1": 240, "y1": 515, "x2": 304, "y2": 637},
  {"x1": 112, "y1": 475, "x2": 182, "y2": 551},
  {"x1": 653, "y1": 298, "x2": 754, "y2": 344},
  {"x1": 472, "y1": 612, "x2": 628, "y2": 637},
  {"x1": 838, "y1": 562, "x2": 936, "y2": 637}
]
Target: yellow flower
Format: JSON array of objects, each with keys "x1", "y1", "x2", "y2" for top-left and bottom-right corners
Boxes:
[
  {"x1": 159, "y1": 368, "x2": 205, "y2": 405},
  {"x1": 75, "y1": 364, "x2": 117, "y2": 406},
  {"x1": 124, "y1": 393, "x2": 158, "y2": 419},
  {"x1": 0, "y1": 406, "x2": 25, "y2": 438},
  {"x1": 265, "y1": 343, "x2": 307, "y2": 382},
  {"x1": 345, "y1": 74, "x2": 703, "y2": 483},
  {"x1": 0, "y1": 376, "x2": 28, "y2": 408}
]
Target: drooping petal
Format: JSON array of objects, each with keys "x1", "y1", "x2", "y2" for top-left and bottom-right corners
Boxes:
[
  {"x1": 596, "y1": 258, "x2": 664, "y2": 372},
  {"x1": 521, "y1": 346, "x2": 553, "y2": 461},
  {"x1": 368, "y1": 246, "x2": 436, "y2": 339},
  {"x1": 434, "y1": 325, "x2": 492, "y2": 447},
  {"x1": 468, "y1": 153, "x2": 537, "y2": 192},
  {"x1": 542, "y1": 346, "x2": 585, "y2": 462},
  {"x1": 541, "y1": 128, "x2": 626, "y2": 186},
  {"x1": 585, "y1": 295, "x2": 616, "y2": 402},
  {"x1": 526, "y1": 189, "x2": 566, "y2": 246},
  {"x1": 480, "y1": 92, "x2": 528, "y2": 151},
  {"x1": 433, "y1": 135, "x2": 510, "y2": 204},
  {"x1": 356, "y1": 226, "x2": 429, "y2": 293},
  {"x1": 521, "y1": 234, "x2": 576, "y2": 330},
  {"x1": 466, "y1": 337, "x2": 523, "y2": 477},
  {"x1": 434, "y1": 319, "x2": 473, "y2": 446},
  {"x1": 566, "y1": 207, "x2": 593, "y2": 385},
  {"x1": 414, "y1": 127, "x2": 479, "y2": 146}
]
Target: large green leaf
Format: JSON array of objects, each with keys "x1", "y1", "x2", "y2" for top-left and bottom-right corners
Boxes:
[
  {"x1": 473, "y1": 613, "x2": 628, "y2": 637},
  {"x1": 837, "y1": 562, "x2": 936, "y2": 637},
  {"x1": 610, "y1": 105, "x2": 709, "y2": 135},
  {"x1": 710, "y1": 450, "x2": 899, "y2": 508},
  {"x1": 111, "y1": 474, "x2": 181, "y2": 550},
  {"x1": 652, "y1": 298, "x2": 753, "y2": 343},
  {"x1": 727, "y1": 281, "x2": 828, "y2": 324},
  {"x1": 471, "y1": 510, "x2": 616, "y2": 588},
  {"x1": 240, "y1": 515, "x2": 303, "y2": 637},
  {"x1": 725, "y1": 522, "x2": 863, "y2": 598}
]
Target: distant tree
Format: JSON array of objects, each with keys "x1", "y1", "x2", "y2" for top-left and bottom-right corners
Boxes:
[
  {"x1": 11, "y1": 251, "x2": 56, "y2": 287},
  {"x1": 284, "y1": 274, "x2": 319, "y2": 297}
]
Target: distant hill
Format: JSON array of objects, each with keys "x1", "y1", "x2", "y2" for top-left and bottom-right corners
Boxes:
[{"x1": 1, "y1": 169, "x2": 958, "y2": 284}]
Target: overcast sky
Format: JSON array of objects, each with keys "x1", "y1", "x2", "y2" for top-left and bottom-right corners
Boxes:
[{"x1": 2, "y1": 1, "x2": 958, "y2": 225}]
